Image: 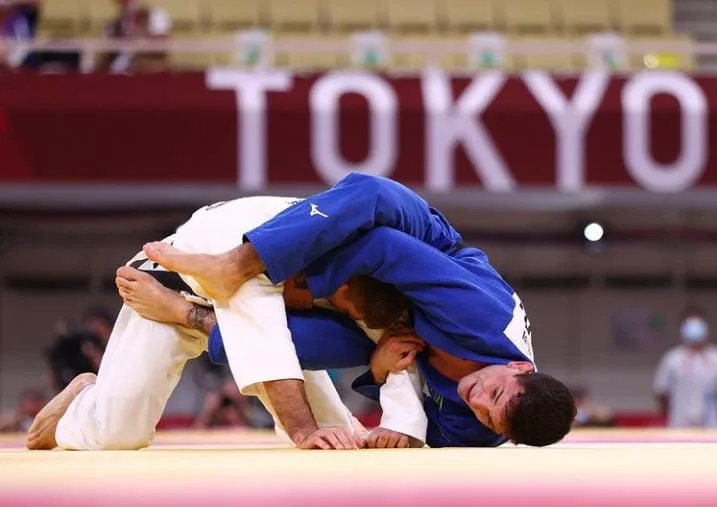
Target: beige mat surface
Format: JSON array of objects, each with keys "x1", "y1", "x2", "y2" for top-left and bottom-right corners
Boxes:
[{"x1": 1, "y1": 429, "x2": 716, "y2": 507}]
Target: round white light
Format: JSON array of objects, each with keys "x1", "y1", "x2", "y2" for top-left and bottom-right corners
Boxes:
[{"x1": 584, "y1": 222, "x2": 605, "y2": 242}]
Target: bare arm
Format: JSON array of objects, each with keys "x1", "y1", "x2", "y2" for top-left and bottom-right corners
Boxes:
[
  {"x1": 181, "y1": 299, "x2": 352, "y2": 448},
  {"x1": 179, "y1": 304, "x2": 319, "y2": 440},
  {"x1": 264, "y1": 380, "x2": 320, "y2": 444},
  {"x1": 178, "y1": 304, "x2": 326, "y2": 444}
]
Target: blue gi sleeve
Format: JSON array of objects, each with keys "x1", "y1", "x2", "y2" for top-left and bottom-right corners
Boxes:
[
  {"x1": 208, "y1": 308, "x2": 376, "y2": 371},
  {"x1": 304, "y1": 227, "x2": 526, "y2": 363},
  {"x1": 244, "y1": 173, "x2": 463, "y2": 284},
  {"x1": 208, "y1": 325, "x2": 228, "y2": 365},
  {"x1": 351, "y1": 370, "x2": 381, "y2": 402}
]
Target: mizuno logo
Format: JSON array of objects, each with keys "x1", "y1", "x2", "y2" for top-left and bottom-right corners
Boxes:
[{"x1": 309, "y1": 203, "x2": 329, "y2": 218}]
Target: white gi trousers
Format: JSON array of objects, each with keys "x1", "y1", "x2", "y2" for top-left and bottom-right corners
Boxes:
[{"x1": 55, "y1": 305, "x2": 206, "y2": 450}]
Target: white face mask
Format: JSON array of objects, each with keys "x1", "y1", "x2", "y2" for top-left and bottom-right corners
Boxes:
[{"x1": 680, "y1": 316, "x2": 709, "y2": 344}]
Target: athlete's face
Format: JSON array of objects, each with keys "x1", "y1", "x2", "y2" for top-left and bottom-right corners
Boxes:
[{"x1": 457, "y1": 362, "x2": 534, "y2": 435}]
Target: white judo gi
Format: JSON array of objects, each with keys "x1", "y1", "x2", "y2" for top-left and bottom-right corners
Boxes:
[{"x1": 56, "y1": 197, "x2": 426, "y2": 450}]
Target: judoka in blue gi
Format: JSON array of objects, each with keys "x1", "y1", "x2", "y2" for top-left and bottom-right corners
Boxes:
[{"x1": 141, "y1": 174, "x2": 576, "y2": 447}]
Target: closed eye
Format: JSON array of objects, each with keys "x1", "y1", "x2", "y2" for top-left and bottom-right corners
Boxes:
[{"x1": 493, "y1": 386, "x2": 504, "y2": 404}]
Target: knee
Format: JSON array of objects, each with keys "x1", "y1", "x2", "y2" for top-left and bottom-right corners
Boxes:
[
  {"x1": 93, "y1": 424, "x2": 152, "y2": 450},
  {"x1": 92, "y1": 396, "x2": 155, "y2": 450}
]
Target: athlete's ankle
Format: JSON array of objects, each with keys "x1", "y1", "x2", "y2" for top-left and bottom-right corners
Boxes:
[{"x1": 231, "y1": 244, "x2": 264, "y2": 285}]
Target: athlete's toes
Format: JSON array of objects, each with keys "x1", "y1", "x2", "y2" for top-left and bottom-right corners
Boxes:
[
  {"x1": 116, "y1": 277, "x2": 134, "y2": 291},
  {"x1": 143, "y1": 242, "x2": 186, "y2": 270},
  {"x1": 143, "y1": 242, "x2": 167, "y2": 262},
  {"x1": 116, "y1": 266, "x2": 140, "y2": 280},
  {"x1": 143, "y1": 242, "x2": 208, "y2": 277}
]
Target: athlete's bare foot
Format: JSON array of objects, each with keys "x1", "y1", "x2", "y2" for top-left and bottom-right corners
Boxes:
[
  {"x1": 26, "y1": 372, "x2": 97, "y2": 450},
  {"x1": 142, "y1": 242, "x2": 262, "y2": 302},
  {"x1": 115, "y1": 266, "x2": 189, "y2": 325}
]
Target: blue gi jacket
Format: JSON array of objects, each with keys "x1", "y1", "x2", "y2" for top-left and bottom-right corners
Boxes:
[{"x1": 211, "y1": 173, "x2": 535, "y2": 447}]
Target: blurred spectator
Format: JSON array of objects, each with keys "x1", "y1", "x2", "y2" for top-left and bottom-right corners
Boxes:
[
  {"x1": 104, "y1": 0, "x2": 171, "y2": 73},
  {"x1": 192, "y1": 357, "x2": 273, "y2": 429},
  {"x1": 193, "y1": 378, "x2": 253, "y2": 429},
  {"x1": 570, "y1": 386, "x2": 615, "y2": 428},
  {"x1": 654, "y1": 307, "x2": 717, "y2": 428},
  {"x1": 11, "y1": 0, "x2": 83, "y2": 72},
  {"x1": 82, "y1": 306, "x2": 116, "y2": 345},
  {"x1": 46, "y1": 329, "x2": 104, "y2": 391},
  {"x1": 0, "y1": 389, "x2": 45, "y2": 433},
  {"x1": 15, "y1": 1, "x2": 38, "y2": 36},
  {"x1": 0, "y1": 0, "x2": 37, "y2": 68}
]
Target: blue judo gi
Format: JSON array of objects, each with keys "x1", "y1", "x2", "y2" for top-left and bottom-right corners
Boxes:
[{"x1": 208, "y1": 173, "x2": 535, "y2": 447}]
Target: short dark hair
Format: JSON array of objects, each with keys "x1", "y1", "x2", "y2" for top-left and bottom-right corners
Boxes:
[
  {"x1": 504, "y1": 372, "x2": 576, "y2": 447},
  {"x1": 348, "y1": 276, "x2": 410, "y2": 329}
]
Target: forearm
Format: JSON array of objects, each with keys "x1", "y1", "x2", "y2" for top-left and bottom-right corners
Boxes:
[{"x1": 264, "y1": 379, "x2": 319, "y2": 442}]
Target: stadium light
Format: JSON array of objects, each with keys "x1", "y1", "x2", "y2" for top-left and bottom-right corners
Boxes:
[{"x1": 583, "y1": 222, "x2": 605, "y2": 243}]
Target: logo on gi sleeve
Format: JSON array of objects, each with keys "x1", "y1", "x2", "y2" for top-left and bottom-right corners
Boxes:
[{"x1": 309, "y1": 203, "x2": 329, "y2": 218}]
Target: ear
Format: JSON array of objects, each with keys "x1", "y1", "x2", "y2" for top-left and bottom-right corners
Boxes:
[{"x1": 507, "y1": 361, "x2": 535, "y2": 373}]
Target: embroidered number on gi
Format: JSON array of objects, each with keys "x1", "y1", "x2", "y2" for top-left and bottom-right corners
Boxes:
[{"x1": 503, "y1": 293, "x2": 534, "y2": 361}]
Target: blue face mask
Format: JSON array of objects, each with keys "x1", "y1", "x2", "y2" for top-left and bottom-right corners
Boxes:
[{"x1": 680, "y1": 317, "x2": 709, "y2": 343}]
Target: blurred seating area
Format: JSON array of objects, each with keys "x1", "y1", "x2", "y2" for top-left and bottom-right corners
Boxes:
[
  {"x1": 22, "y1": 0, "x2": 701, "y2": 72},
  {"x1": 38, "y1": 0, "x2": 675, "y2": 36}
]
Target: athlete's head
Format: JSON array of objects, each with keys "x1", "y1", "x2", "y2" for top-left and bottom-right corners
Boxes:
[
  {"x1": 282, "y1": 273, "x2": 314, "y2": 310},
  {"x1": 457, "y1": 362, "x2": 576, "y2": 446},
  {"x1": 327, "y1": 276, "x2": 409, "y2": 329},
  {"x1": 283, "y1": 273, "x2": 409, "y2": 329}
]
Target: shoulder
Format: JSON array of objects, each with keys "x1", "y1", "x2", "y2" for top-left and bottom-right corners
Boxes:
[{"x1": 662, "y1": 346, "x2": 686, "y2": 363}]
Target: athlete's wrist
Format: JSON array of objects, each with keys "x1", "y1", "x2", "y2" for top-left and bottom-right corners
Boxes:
[
  {"x1": 370, "y1": 363, "x2": 389, "y2": 384},
  {"x1": 291, "y1": 425, "x2": 320, "y2": 445}
]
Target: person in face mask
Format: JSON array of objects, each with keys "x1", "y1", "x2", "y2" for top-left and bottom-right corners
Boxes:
[{"x1": 654, "y1": 308, "x2": 717, "y2": 428}]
